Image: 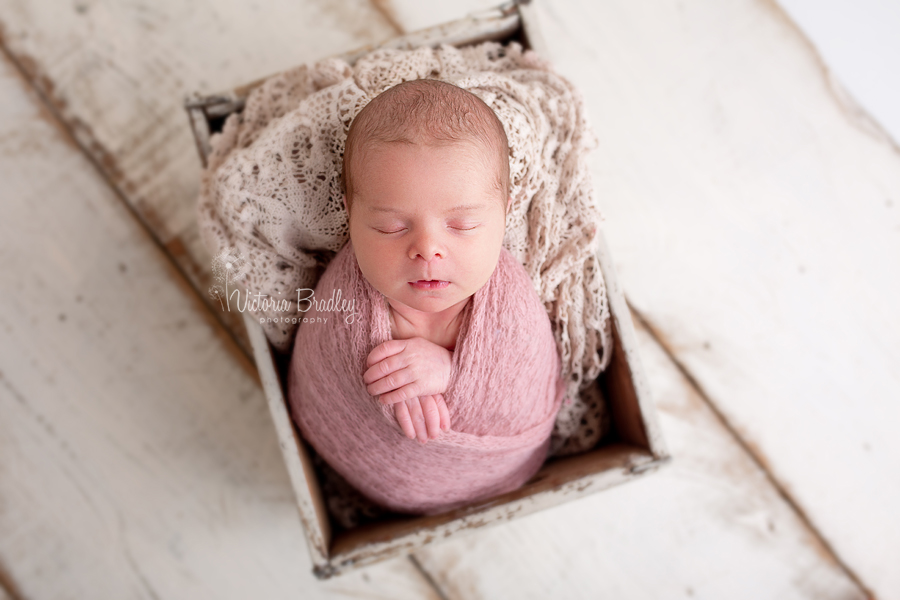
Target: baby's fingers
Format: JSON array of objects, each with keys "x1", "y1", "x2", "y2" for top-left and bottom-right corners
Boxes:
[
  {"x1": 419, "y1": 395, "x2": 443, "y2": 440},
  {"x1": 376, "y1": 383, "x2": 421, "y2": 406},
  {"x1": 405, "y1": 398, "x2": 428, "y2": 444},
  {"x1": 363, "y1": 353, "x2": 407, "y2": 385},
  {"x1": 435, "y1": 393, "x2": 451, "y2": 432},
  {"x1": 393, "y1": 402, "x2": 416, "y2": 440},
  {"x1": 366, "y1": 340, "x2": 406, "y2": 368},
  {"x1": 365, "y1": 366, "x2": 414, "y2": 396}
]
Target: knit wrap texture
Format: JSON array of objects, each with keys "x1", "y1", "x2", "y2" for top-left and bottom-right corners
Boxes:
[
  {"x1": 287, "y1": 243, "x2": 564, "y2": 514},
  {"x1": 197, "y1": 41, "x2": 612, "y2": 454}
]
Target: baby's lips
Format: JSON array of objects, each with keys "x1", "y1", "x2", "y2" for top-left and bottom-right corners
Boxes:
[{"x1": 408, "y1": 279, "x2": 450, "y2": 290}]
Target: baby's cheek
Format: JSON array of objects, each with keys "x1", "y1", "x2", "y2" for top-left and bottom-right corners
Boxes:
[{"x1": 466, "y1": 251, "x2": 499, "y2": 288}]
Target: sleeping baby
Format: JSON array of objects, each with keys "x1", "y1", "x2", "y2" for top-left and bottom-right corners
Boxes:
[{"x1": 287, "y1": 79, "x2": 565, "y2": 515}]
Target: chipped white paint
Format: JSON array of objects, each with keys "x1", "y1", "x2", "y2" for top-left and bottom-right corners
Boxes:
[
  {"x1": 412, "y1": 321, "x2": 866, "y2": 599},
  {"x1": 0, "y1": 0, "x2": 894, "y2": 596},
  {"x1": 0, "y1": 53, "x2": 440, "y2": 600},
  {"x1": 779, "y1": 0, "x2": 900, "y2": 145},
  {"x1": 241, "y1": 311, "x2": 331, "y2": 571},
  {"x1": 0, "y1": 0, "x2": 404, "y2": 354},
  {"x1": 185, "y1": 5, "x2": 521, "y2": 167},
  {"x1": 380, "y1": 0, "x2": 501, "y2": 33},
  {"x1": 525, "y1": 0, "x2": 900, "y2": 596}
]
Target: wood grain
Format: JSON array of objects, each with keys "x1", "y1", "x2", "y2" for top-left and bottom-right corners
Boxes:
[
  {"x1": 411, "y1": 318, "x2": 865, "y2": 600},
  {"x1": 525, "y1": 0, "x2": 898, "y2": 596},
  {"x1": 0, "y1": 0, "x2": 402, "y2": 356},
  {"x1": 0, "y1": 50, "x2": 440, "y2": 600},
  {"x1": 1, "y1": 0, "x2": 896, "y2": 596}
]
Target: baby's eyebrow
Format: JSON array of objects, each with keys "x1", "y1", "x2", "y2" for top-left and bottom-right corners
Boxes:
[
  {"x1": 366, "y1": 203, "x2": 488, "y2": 214},
  {"x1": 446, "y1": 203, "x2": 488, "y2": 212}
]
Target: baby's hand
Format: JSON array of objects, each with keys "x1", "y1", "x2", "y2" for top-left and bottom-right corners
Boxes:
[
  {"x1": 393, "y1": 394, "x2": 451, "y2": 443},
  {"x1": 364, "y1": 338, "x2": 452, "y2": 405}
]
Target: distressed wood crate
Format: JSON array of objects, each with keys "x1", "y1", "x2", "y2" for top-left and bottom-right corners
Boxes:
[{"x1": 185, "y1": 0, "x2": 670, "y2": 579}]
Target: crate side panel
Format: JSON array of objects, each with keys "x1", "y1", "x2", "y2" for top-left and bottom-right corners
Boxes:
[
  {"x1": 326, "y1": 445, "x2": 655, "y2": 576},
  {"x1": 596, "y1": 232, "x2": 667, "y2": 457},
  {"x1": 242, "y1": 313, "x2": 332, "y2": 565}
]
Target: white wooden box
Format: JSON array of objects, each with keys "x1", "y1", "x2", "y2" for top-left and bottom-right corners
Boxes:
[{"x1": 186, "y1": 0, "x2": 669, "y2": 579}]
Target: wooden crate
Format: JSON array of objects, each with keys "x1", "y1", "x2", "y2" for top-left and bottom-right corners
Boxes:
[{"x1": 185, "y1": 0, "x2": 670, "y2": 579}]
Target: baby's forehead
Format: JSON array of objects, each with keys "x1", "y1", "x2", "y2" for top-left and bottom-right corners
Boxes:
[
  {"x1": 353, "y1": 138, "x2": 506, "y2": 193},
  {"x1": 343, "y1": 79, "x2": 510, "y2": 200}
]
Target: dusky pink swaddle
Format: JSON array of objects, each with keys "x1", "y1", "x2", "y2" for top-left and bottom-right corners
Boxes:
[{"x1": 287, "y1": 242, "x2": 564, "y2": 515}]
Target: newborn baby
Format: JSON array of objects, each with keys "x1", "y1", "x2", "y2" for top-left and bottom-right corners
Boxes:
[{"x1": 288, "y1": 79, "x2": 564, "y2": 515}]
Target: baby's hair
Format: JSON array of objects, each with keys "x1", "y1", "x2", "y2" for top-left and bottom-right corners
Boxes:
[{"x1": 342, "y1": 79, "x2": 510, "y2": 212}]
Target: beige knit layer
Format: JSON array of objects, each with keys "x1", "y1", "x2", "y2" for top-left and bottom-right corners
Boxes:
[{"x1": 197, "y1": 41, "x2": 612, "y2": 455}]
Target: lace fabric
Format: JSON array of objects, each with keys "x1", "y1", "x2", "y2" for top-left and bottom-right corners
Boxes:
[{"x1": 197, "y1": 41, "x2": 612, "y2": 455}]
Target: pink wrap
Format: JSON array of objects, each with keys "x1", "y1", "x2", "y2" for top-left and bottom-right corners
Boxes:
[{"x1": 287, "y1": 242, "x2": 564, "y2": 515}]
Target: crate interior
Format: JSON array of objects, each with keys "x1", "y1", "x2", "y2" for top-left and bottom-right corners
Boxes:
[
  {"x1": 194, "y1": 12, "x2": 659, "y2": 569},
  {"x1": 269, "y1": 308, "x2": 653, "y2": 562}
]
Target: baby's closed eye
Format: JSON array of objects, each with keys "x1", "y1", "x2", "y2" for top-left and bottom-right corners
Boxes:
[{"x1": 447, "y1": 221, "x2": 480, "y2": 232}]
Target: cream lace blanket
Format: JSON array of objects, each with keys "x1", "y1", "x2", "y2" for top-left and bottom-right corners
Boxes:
[{"x1": 197, "y1": 41, "x2": 612, "y2": 454}]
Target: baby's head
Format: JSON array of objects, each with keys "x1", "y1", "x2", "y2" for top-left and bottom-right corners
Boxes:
[{"x1": 342, "y1": 79, "x2": 511, "y2": 317}]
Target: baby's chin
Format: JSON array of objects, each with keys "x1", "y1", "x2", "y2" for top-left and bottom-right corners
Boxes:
[
  {"x1": 386, "y1": 289, "x2": 473, "y2": 316},
  {"x1": 395, "y1": 297, "x2": 466, "y2": 314}
]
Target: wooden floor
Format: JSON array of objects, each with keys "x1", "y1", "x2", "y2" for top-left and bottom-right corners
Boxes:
[{"x1": 0, "y1": 0, "x2": 897, "y2": 598}]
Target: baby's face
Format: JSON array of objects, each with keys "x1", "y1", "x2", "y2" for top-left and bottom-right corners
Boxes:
[{"x1": 347, "y1": 140, "x2": 508, "y2": 318}]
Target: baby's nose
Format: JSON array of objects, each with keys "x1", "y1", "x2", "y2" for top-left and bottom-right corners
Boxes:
[
  {"x1": 409, "y1": 246, "x2": 444, "y2": 262},
  {"x1": 408, "y1": 229, "x2": 444, "y2": 261}
]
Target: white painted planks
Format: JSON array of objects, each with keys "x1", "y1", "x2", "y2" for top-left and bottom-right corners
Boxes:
[
  {"x1": 0, "y1": 0, "x2": 402, "y2": 352},
  {"x1": 0, "y1": 52, "x2": 439, "y2": 600},
  {"x1": 524, "y1": 0, "x2": 899, "y2": 596},
  {"x1": 376, "y1": 0, "x2": 501, "y2": 33},
  {"x1": 410, "y1": 320, "x2": 864, "y2": 600},
  {"x1": 0, "y1": 0, "x2": 895, "y2": 596},
  {"x1": 778, "y1": 0, "x2": 900, "y2": 146}
]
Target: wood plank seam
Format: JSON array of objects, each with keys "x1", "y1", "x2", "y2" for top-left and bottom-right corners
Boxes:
[
  {"x1": 628, "y1": 302, "x2": 876, "y2": 600},
  {"x1": 0, "y1": 558, "x2": 23, "y2": 600},
  {"x1": 368, "y1": 0, "x2": 406, "y2": 36},
  {"x1": 7, "y1": 6, "x2": 861, "y2": 594},
  {"x1": 409, "y1": 555, "x2": 452, "y2": 600},
  {"x1": 3, "y1": 21, "x2": 454, "y2": 600},
  {"x1": 0, "y1": 32, "x2": 656, "y2": 600},
  {"x1": 0, "y1": 39, "x2": 257, "y2": 374},
  {"x1": 761, "y1": 0, "x2": 900, "y2": 155}
]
